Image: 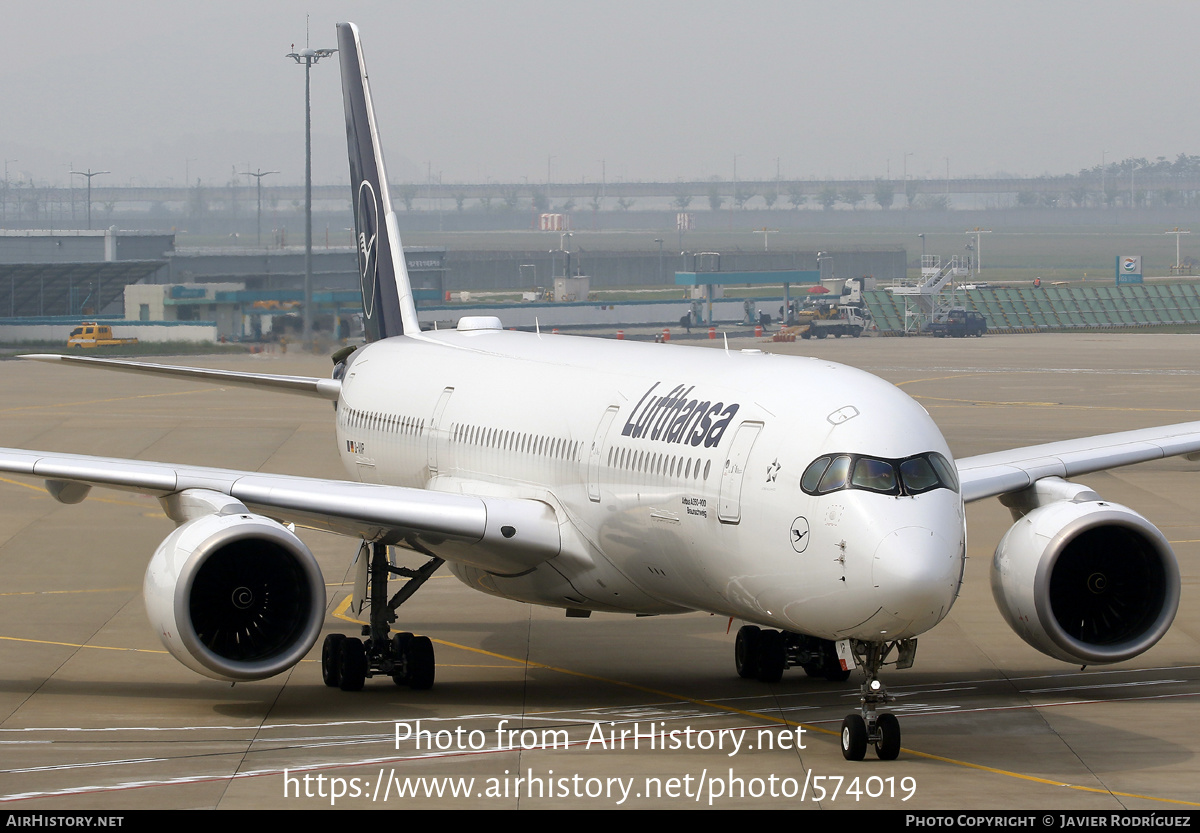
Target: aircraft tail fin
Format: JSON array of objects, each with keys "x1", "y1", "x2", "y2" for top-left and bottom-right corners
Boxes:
[{"x1": 337, "y1": 22, "x2": 419, "y2": 341}]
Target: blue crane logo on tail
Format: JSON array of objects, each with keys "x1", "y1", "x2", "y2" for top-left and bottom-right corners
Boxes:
[{"x1": 356, "y1": 179, "x2": 379, "y2": 321}]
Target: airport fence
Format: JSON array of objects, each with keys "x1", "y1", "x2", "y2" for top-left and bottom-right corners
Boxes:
[{"x1": 863, "y1": 282, "x2": 1200, "y2": 334}]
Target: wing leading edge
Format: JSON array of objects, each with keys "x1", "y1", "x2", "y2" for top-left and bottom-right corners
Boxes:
[
  {"x1": 956, "y1": 420, "x2": 1200, "y2": 503},
  {"x1": 20, "y1": 354, "x2": 342, "y2": 401},
  {"x1": 0, "y1": 447, "x2": 560, "y2": 575}
]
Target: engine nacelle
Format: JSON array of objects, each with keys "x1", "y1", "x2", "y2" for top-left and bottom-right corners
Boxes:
[
  {"x1": 144, "y1": 512, "x2": 326, "y2": 682},
  {"x1": 991, "y1": 498, "x2": 1179, "y2": 665}
]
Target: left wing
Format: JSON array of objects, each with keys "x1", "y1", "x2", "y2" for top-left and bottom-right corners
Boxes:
[
  {"x1": 0, "y1": 447, "x2": 560, "y2": 575},
  {"x1": 956, "y1": 420, "x2": 1200, "y2": 503},
  {"x1": 21, "y1": 354, "x2": 342, "y2": 401}
]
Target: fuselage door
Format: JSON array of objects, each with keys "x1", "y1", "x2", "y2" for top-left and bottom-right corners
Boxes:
[
  {"x1": 427, "y1": 386, "x2": 455, "y2": 475},
  {"x1": 587, "y1": 405, "x2": 620, "y2": 502},
  {"x1": 718, "y1": 421, "x2": 763, "y2": 524}
]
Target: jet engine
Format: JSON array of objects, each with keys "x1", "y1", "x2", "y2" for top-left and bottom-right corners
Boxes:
[
  {"x1": 144, "y1": 512, "x2": 326, "y2": 681},
  {"x1": 991, "y1": 486, "x2": 1179, "y2": 666}
]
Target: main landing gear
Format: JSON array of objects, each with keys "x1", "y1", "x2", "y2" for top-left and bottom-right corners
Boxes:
[
  {"x1": 734, "y1": 625, "x2": 852, "y2": 683},
  {"x1": 838, "y1": 639, "x2": 916, "y2": 762},
  {"x1": 321, "y1": 541, "x2": 444, "y2": 692}
]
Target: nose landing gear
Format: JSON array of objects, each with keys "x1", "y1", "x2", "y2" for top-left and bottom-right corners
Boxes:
[{"x1": 839, "y1": 639, "x2": 915, "y2": 761}]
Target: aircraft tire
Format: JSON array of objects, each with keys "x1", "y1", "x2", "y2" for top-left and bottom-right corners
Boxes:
[
  {"x1": 406, "y1": 636, "x2": 435, "y2": 690},
  {"x1": 875, "y1": 713, "x2": 901, "y2": 760},
  {"x1": 338, "y1": 638, "x2": 367, "y2": 691},
  {"x1": 735, "y1": 626, "x2": 761, "y2": 679},
  {"x1": 756, "y1": 629, "x2": 785, "y2": 683},
  {"x1": 321, "y1": 633, "x2": 345, "y2": 688},
  {"x1": 821, "y1": 650, "x2": 851, "y2": 682},
  {"x1": 390, "y1": 632, "x2": 413, "y2": 686},
  {"x1": 841, "y1": 714, "x2": 867, "y2": 761}
]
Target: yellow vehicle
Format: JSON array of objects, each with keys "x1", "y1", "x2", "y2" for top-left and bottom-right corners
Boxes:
[{"x1": 67, "y1": 322, "x2": 139, "y2": 348}]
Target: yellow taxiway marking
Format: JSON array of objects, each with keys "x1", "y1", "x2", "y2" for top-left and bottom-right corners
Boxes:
[
  {"x1": 0, "y1": 587, "x2": 136, "y2": 598},
  {"x1": 328, "y1": 594, "x2": 1200, "y2": 806},
  {"x1": 893, "y1": 372, "x2": 1200, "y2": 415},
  {"x1": 910, "y1": 394, "x2": 1200, "y2": 415},
  {"x1": 393, "y1": 628, "x2": 1200, "y2": 808},
  {"x1": 7, "y1": 593, "x2": 1194, "y2": 805},
  {"x1": 331, "y1": 594, "x2": 359, "y2": 625},
  {"x1": 0, "y1": 635, "x2": 166, "y2": 654},
  {"x1": 895, "y1": 372, "x2": 987, "y2": 388},
  {"x1": 0, "y1": 476, "x2": 165, "y2": 512},
  {"x1": 0, "y1": 478, "x2": 46, "y2": 495}
]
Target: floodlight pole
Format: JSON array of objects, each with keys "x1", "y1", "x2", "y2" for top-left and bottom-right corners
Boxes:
[
  {"x1": 1166, "y1": 227, "x2": 1191, "y2": 272},
  {"x1": 2, "y1": 159, "x2": 15, "y2": 225},
  {"x1": 69, "y1": 169, "x2": 110, "y2": 230},
  {"x1": 241, "y1": 168, "x2": 279, "y2": 246},
  {"x1": 965, "y1": 227, "x2": 992, "y2": 275},
  {"x1": 287, "y1": 40, "x2": 336, "y2": 347}
]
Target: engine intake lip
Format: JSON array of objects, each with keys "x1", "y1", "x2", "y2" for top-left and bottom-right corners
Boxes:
[
  {"x1": 173, "y1": 519, "x2": 325, "y2": 681},
  {"x1": 1034, "y1": 507, "x2": 1180, "y2": 665}
]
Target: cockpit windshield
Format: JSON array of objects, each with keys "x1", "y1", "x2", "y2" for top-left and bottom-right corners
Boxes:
[{"x1": 800, "y1": 451, "x2": 958, "y2": 497}]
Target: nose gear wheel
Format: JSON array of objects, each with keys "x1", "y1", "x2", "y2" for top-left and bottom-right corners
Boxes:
[{"x1": 839, "y1": 639, "x2": 914, "y2": 761}]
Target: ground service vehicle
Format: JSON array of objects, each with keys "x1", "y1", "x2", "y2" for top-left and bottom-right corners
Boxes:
[
  {"x1": 926, "y1": 308, "x2": 987, "y2": 338},
  {"x1": 795, "y1": 303, "x2": 868, "y2": 339},
  {"x1": 67, "y1": 323, "x2": 139, "y2": 348}
]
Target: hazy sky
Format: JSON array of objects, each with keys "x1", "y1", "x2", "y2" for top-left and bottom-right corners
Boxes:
[{"x1": 4, "y1": 1, "x2": 1200, "y2": 189}]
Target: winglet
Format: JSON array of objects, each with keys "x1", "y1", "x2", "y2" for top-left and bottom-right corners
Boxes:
[{"x1": 337, "y1": 22, "x2": 419, "y2": 341}]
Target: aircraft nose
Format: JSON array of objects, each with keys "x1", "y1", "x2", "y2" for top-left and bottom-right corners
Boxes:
[{"x1": 872, "y1": 525, "x2": 962, "y2": 633}]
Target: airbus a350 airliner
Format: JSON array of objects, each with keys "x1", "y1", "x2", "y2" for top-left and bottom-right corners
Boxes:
[{"x1": 0, "y1": 22, "x2": 1193, "y2": 762}]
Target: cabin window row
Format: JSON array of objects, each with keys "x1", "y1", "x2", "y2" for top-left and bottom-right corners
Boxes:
[
  {"x1": 607, "y1": 445, "x2": 712, "y2": 481},
  {"x1": 451, "y1": 422, "x2": 580, "y2": 461},
  {"x1": 342, "y1": 407, "x2": 425, "y2": 436}
]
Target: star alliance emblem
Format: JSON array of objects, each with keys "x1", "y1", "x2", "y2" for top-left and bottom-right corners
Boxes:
[{"x1": 766, "y1": 458, "x2": 781, "y2": 482}]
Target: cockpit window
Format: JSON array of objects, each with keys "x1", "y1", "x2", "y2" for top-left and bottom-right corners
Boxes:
[
  {"x1": 852, "y1": 457, "x2": 896, "y2": 492},
  {"x1": 898, "y1": 456, "x2": 938, "y2": 492},
  {"x1": 817, "y1": 455, "x2": 852, "y2": 492},
  {"x1": 801, "y1": 451, "x2": 958, "y2": 497},
  {"x1": 801, "y1": 456, "x2": 831, "y2": 492},
  {"x1": 927, "y1": 452, "x2": 959, "y2": 492}
]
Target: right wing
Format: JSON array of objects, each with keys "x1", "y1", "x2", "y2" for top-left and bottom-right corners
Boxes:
[{"x1": 0, "y1": 447, "x2": 560, "y2": 575}]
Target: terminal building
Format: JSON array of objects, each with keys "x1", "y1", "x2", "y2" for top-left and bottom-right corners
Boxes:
[
  {"x1": 0, "y1": 231, "x2": 448, "y2": 342},
  {"x1": 0, "y1": 229, "x2": 910, "y2": 342}
]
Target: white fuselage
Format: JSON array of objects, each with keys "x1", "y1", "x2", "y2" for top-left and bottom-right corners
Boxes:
[{"x1": 333, "y1": 324, "x2": 966, "y2": 642}]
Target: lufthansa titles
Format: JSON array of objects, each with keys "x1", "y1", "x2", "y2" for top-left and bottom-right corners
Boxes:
[{"x1": 621, "y1": 383, "x2": 740, "y2": 448}]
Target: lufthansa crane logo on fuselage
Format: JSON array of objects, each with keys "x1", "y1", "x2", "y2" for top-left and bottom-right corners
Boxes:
[
  {"x1": 789, "y1": 517, "x2": 810, "y2": 553},
  {"x1": 356, "y1": 179, "x2": 379, "y2": 320}
]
